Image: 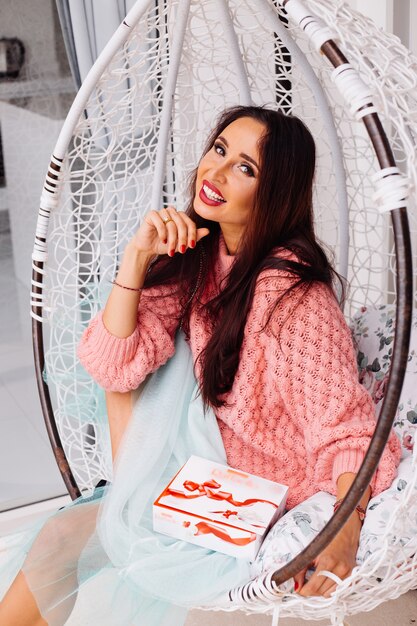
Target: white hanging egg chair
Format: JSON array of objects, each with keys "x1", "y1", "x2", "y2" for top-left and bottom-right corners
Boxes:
[{"x1": 30, "y1": 0, "x2": 417, "y2": 623}]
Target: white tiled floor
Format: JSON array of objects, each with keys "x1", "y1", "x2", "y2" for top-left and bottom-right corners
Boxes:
[{"x1": 0, "y1": 236, "x2": 66, "y2": 512}]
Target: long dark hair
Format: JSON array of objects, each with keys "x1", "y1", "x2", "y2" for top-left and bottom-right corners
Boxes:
[{"x1": 143, "y1": 105, "x2": 344, "y2": 408}]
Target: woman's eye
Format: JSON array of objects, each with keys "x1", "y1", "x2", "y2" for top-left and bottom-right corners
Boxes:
[
  {"x1": 240, "y1": 163, "x2": 255, "y2": 177},
  {"x1": 212, "y1": 144, "x2": 255, "y2": 177}
]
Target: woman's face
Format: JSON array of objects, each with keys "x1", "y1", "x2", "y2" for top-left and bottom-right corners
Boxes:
[{"x1": 194, "y1": 116, "x2": 265, "y2": 251}]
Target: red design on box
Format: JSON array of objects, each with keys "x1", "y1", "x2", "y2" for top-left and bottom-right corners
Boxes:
[
  {"x1": 162, "y1": 478, "x2": 279, "y2": 510},
  {"x1": 153, "y1": 455, "x2": 288, "y2": 559}
]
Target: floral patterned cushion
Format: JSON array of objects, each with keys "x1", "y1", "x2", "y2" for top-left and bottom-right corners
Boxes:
[
  {"x1": 250, "y1": 457, "x2": 417, "y2": 588},
  {"x1": 350, "y1": 304, "x2": 417, "y2": 458}
]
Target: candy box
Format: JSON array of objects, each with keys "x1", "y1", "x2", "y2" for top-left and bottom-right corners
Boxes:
[{"x1": 153, "y1": 455, "x2": 288, "y2": 560}]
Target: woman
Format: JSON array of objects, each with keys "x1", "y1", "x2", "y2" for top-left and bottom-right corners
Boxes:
[{"x1": 0, "y1": 106, "x2": 401, "y2": 624}]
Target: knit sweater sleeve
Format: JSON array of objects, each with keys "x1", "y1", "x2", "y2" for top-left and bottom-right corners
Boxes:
[
  {"x1": 258, "y1": 275, "x2": 401, "y2": 498},
  {"x1": 77, "y1": 282, "x2": 182, "y2": 392}
]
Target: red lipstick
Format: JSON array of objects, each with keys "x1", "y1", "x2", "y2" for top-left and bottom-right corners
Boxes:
[{"x1": 199, "y1": 179, "x2": 226, "y2": 206}]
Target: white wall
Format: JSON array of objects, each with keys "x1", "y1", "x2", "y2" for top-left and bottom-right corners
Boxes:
[
  {"x1": 1, "y1": 0, "x2": 65, "y2": 84},
  {"x1": 408, "y1": 1, "x2": 417, "y2": 54},
  {"x1": 0, "y1": 0, "x2": 75, "y2": 286}
]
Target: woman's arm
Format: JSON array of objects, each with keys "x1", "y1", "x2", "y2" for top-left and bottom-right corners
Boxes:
[
  {"x1": 241, "y1": 276, "x2": 398, "y2": 597},
  {"x1": 295, "y1": 472, "x2": 371, "y2": 597},
  {"x1": 268, "y1": 281, "x2": 401, "y2": 498},
  {"x1": 101, "y1": 242, "x2": 152, "y2": 460},
  {"x1": 102, "y1": 241, "x2": 155, "y2": 338},
  {"x1": 77, "y1": 209, "x2": 210, "y2": 392},
  {"x1": 105, "y1": 378, "x2": 150, "y2": 463},
  {"x1": 106, "y1": 390, "x2": 133, "y2": 463}
]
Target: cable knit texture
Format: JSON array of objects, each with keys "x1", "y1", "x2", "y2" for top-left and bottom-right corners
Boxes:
[{"x1": 78, "y1": 235, "x2": 401, "y2": 509}]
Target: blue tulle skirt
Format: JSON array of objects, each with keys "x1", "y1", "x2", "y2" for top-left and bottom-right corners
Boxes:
[{"x1": 0, "y1": 332, "x2": 252, "y2": 624}]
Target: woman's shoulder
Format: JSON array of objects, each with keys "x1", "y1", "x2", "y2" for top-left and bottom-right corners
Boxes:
[
  {"x1": 255, "y1": 247, "x2": 301, "y2": 290},
  {"x1": 257, "y1": 248, "x2": 335, "y2": 294},
  {"x1": 254, "y1": 249, "x2": 341, "y2": 321}
]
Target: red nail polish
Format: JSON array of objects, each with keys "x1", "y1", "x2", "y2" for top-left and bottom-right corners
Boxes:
[
  {"x1": 190, "y1": 240, "x2": 196, "y2": 248},
  {"x1": 180, "y1": 244, "x2": 186, "y2": 253},
  {"x1": 169, "y1": 249, "x2": 175, "y2": 257},
  {"x1": 294, "y1": 582, "x2": 299, "y2": 591}
]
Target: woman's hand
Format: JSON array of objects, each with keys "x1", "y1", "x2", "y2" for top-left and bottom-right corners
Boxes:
[
  {"x1": 293, "y1": 517, "x2": 361, "y2": 598},
  {"x1": 131, "y1": 206, "x2": 210, "y2": 257},
  {"x1": 293, "y1": 473, "x2": 370, "y2": 598}
]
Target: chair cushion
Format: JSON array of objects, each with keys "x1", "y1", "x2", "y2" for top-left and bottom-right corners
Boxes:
[
  {"x1": 350, "y1": 304, "x2": 417, "y2": 459},
  {"x1": 250, "y1": 455, "x2": 417, "y2": 590}
]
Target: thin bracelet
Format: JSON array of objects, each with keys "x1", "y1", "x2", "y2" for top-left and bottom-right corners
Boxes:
[
  {"x1": 333, "y1": 498, "x2": 366, "y2": 522},
  {"x1": 112, "y1": 279, "x2": 142, "y2": 292}
]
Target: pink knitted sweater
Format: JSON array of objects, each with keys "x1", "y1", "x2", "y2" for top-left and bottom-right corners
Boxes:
[{"x1": 78, "y1": 234, "x2": 401, "y2": 509}]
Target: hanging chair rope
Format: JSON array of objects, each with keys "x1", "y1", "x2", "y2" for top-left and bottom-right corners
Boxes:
[
  {"x1": 373, "y1": 167, "x2": 410, "y2": 213},
  {"x1": 283, "y1": 0, "x2": 335, "y2": 50},
  {"x1": 331, "y1": 63, "x2": 378, "y2": 118}
]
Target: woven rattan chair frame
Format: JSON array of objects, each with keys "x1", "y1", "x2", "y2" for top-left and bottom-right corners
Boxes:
[{"x1": 29, "y1": 0, "x2": 415, "y2": 620}]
